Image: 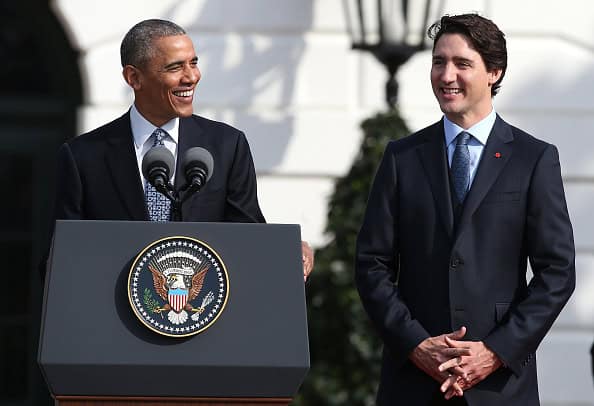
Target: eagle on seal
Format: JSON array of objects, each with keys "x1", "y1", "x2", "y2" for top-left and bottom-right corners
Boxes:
[{"x1": 148, "y1": 261, "x2": 209, "y2": 325}]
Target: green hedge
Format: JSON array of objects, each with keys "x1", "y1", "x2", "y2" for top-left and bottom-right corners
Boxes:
[{"x1": 295, "y1": 109, "x2": 410, "y2": 405}]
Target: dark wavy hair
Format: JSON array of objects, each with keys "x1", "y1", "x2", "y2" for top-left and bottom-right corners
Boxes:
[{"x1": 428, "y1": 13, "x2": 507, "y2": 96}]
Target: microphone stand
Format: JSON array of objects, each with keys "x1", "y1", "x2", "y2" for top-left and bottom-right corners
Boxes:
[{"x1": 155, "y1": 177, "x2": 205, "y2": 222}]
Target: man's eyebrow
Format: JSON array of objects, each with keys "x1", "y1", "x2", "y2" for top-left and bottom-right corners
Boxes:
[
  {"x1": 452, "y1": 56, "x2": 474, "y2": 64},
  {"x1": 431, "y1": 55, "x2": 474, "y2": 64}
]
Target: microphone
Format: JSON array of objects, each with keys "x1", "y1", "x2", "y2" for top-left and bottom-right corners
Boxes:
[
  {"x1": 181, "y1": 147, "x2": 214, "y2": 193},
  {"x1": 141, "y1": 146, "x2": 175, "y2": 194}
]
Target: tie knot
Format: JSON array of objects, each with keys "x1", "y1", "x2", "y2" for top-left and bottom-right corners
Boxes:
[
  {"x1": 152, "y1": 128, "x2": 167, "y2": 147},
  {"x1": 456, "y1": 131, "x2": 471, "y2": 146}
]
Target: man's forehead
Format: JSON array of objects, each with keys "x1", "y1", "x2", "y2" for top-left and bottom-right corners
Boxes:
[
  {"x1": 153, "y1": 34, "x2": 194, "y2": 49},
  {"x1": 151, "y1": 35, "x2": 197, "y2": 61},
  {"x1": 432, "y1": 33, "x2": 478, "y2": 56}
]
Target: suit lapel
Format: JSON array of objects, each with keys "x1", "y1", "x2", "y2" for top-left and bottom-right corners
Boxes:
[
  {"x1": 176, "y1": 116, "x2": 206, "y2": 219},
  {"x1": 175, "y1": 116, "x2": 202, "y2": 189},
  {"x1": 456, "y1": 115, "x2": 514, "y2": 234},
  {"x1": 105, "y1": 113, "x2": 148, "y2": 220},
  {"x1": 418, "y1": 121, "x2": 454, "y2": 239}
]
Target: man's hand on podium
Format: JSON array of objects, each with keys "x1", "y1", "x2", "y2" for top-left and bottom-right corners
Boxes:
[{"x1": 301, "y1": 241, "x2": 314, "y2": 282}]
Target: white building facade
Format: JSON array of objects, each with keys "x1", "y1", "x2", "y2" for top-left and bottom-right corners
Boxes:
[{"x1": 52, "y1": 0, "x2": 594, "y2": 404}]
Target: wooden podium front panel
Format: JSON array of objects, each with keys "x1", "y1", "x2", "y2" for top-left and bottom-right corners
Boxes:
[{"x1": 55, "y1": 396, "x2": 291, "y2": 406}]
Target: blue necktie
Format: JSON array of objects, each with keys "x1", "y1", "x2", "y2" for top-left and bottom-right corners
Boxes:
[
  {"x1": 145, "y1": 128, "x2": 172, "y2": 222},
  {"x1": 451, "y1": 131, "x2": 471, "y2": 203}
]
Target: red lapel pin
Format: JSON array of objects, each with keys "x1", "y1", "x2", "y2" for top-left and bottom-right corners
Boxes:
[{"x1": 494, "y1": 152, "x2": 502, "y2": 158}]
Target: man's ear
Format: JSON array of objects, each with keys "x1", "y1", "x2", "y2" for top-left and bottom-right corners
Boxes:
[
  {"x1": 488, "y1": 68, "x2": 503, "y2": 86},
  {"x1": 122, "y1": 65, "x2": 142, "y2": 90}
]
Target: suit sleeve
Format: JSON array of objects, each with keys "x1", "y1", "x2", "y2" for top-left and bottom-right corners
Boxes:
[
  {"x1": 483, "y1": 144, "x2": 576, "y2": 376},
  {"x1": 355, "y1": 143, "x2": 430, "y2": 366},
  {"x1": 54, "y1": 142, "x2": 84, "y2": 221},
  {"x1": 40, "y1": 142, "x2": 84, "y2": 279},
  {"x1": 224, "y1": 131, "x2": 266, "y2": 223}
]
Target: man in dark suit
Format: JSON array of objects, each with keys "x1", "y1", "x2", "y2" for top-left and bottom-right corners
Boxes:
[
  {"x1": 52, "y1": 19, "x2": 313, "y2": 278},
  {"x1": 355, "y1": 14, "x2": 575, "y2": 405}
]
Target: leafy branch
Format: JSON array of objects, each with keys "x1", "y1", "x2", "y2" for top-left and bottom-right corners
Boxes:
[{"x1": 143, "y1": 288, "x2": 161, "y2": 313}]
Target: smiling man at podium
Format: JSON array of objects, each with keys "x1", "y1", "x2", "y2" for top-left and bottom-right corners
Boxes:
[{"x1": 48, "y1": 19, "x2": 313, "y2": 280}]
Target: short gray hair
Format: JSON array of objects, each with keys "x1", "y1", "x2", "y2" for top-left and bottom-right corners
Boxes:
[{"x1": 120, "y1": 19, "x2": 186, "y2": 67}]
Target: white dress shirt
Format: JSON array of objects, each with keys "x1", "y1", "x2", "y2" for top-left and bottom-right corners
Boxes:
[{"x1": 130, "y1": 104, "x2": 179, "y2": 191}]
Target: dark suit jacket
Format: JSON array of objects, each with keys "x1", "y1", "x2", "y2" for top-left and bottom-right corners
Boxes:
[
  {"x1": 54, "y1": 112, "x2": 265, "y2": 223},
  {"x1": 355, "y1": 115, "x2": 575, "y2": 406}
]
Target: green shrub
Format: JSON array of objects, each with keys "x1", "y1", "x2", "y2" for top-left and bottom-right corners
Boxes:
[{"x1": 295, "y1": 109, "x2": 410, "y2": 405}]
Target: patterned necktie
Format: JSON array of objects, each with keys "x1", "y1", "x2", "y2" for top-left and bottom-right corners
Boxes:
[
  {"x1": 451, "y1": 131, "x2": 471, "y2": 203},
  {"x1": 145, "y1": 128, "x2": 172, "y2": 221}
]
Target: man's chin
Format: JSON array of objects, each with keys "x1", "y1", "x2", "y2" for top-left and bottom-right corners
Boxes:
[
  {"x1": 175, "y1": 108, "x2": 194, "y2": 118},
  {"x1": 438, "y1": 103, "x2": 461, "y2": 115}
]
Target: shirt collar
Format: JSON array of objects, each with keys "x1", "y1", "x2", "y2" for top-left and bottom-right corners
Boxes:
[
  {"x1": 443, "y1": 108, "x2": 497, "y2": 147},
  {"x1": 130, "y1": 104, "x2": 179, "y2": 148}
]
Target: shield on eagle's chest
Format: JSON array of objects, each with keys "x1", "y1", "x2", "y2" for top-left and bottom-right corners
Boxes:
[{"x1": 168, "y1": 288, "x2": 188, "y2": 312}]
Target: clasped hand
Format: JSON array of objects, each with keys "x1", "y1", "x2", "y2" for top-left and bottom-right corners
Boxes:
[{"x1": 409, "y1": 326, "x2": 502, "y2": 400}]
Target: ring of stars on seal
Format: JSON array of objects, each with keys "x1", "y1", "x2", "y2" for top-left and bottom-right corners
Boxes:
[{"x1": 127, "y1": 236, "x2": 229, "y2": 338}]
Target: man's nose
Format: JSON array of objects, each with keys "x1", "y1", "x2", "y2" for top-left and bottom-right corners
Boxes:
[
  {"x1": 440, "y1": 63, "x2": 456, "y2": 82},
  {"x1": 182, "y1": 65, "x2": 200, "y2": 84}
]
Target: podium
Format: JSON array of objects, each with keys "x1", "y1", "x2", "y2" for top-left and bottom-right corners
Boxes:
[{"x1": 39, "y1": 220, "x2": 310, "y2": 405}]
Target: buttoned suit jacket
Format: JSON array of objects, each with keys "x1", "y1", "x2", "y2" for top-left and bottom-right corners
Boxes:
[
  {"x1": 53, "y1": 111, "x2": 265, "y2": 224},
  {"x1": 355, "y1": 115, "x2": 575, "y2": 406}
]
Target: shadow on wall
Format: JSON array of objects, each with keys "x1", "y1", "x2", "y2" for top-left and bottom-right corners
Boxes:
[{"x1": 158, "y1": 1, "x2": 314, "y2": 171}]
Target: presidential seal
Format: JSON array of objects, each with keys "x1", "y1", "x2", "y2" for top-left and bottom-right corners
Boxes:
[{"x1": 128, "y1": 236, "x2": 229, "y2": 337}]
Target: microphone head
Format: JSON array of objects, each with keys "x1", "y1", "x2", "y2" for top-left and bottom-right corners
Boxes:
[
  {"x1": 141, "y1": 146, "x2": 175, "y2": 182},
  {"x1": 182, "y1": 147, "x2": 214, "y2": 182}
]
